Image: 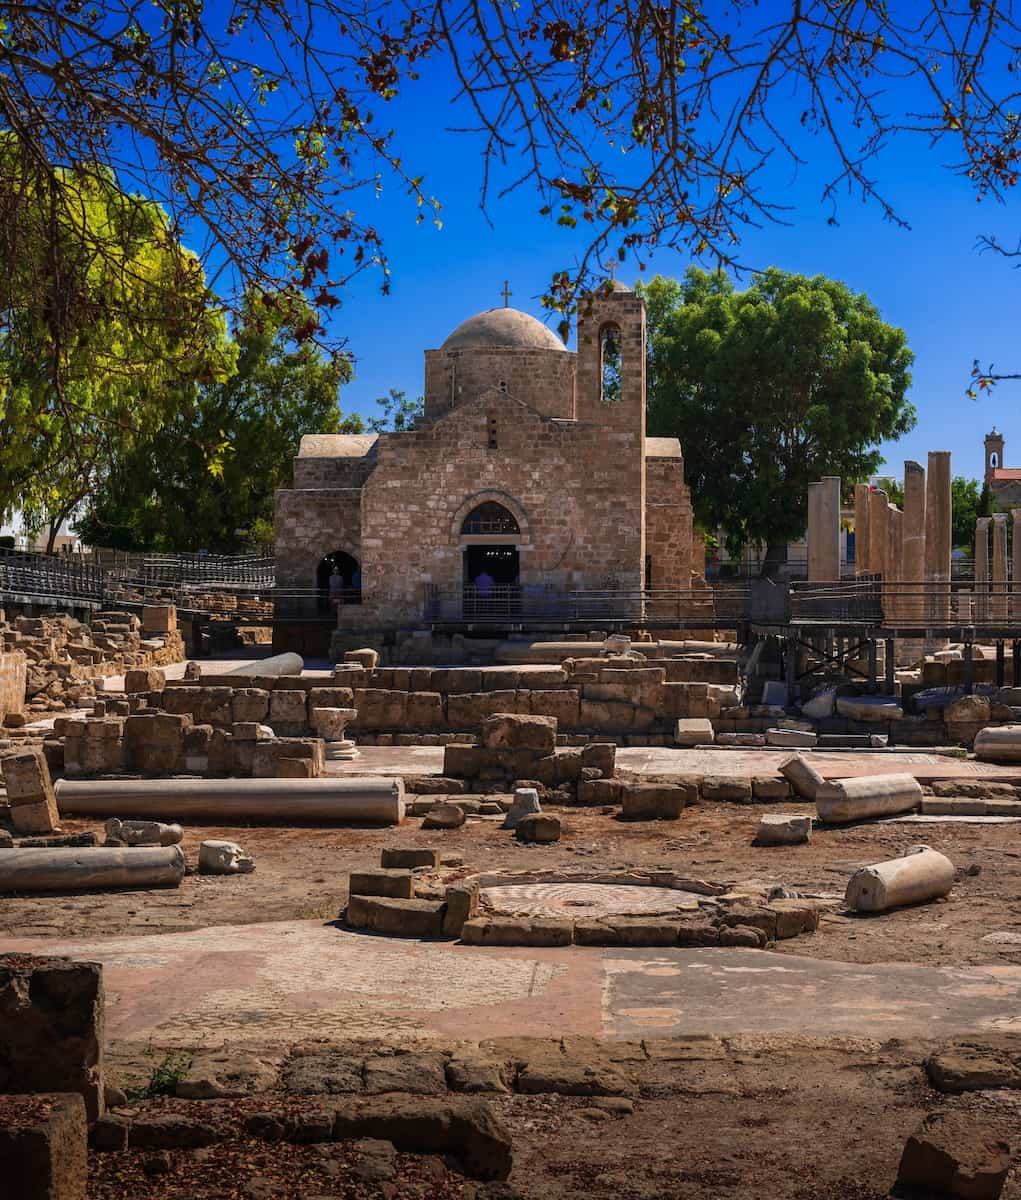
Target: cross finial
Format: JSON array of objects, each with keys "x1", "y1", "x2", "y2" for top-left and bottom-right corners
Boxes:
[
  {"x1": 500, "y1": 279, "x2": 512, "y2": 307},
  {"x1": 608, "y1": 261, "x2": 616, "y2": 281}
]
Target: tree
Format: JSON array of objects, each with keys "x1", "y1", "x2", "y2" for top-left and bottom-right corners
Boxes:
[
  {"x1": 951, "y1": 477, "x2": 982, "y2": 551},
  {"x1": 643, "y1": 267, "x2": 915, "y2": 570},
  {"x1": 0, "y1": 139, "x2": 234, "y2": 550},
  {"x1": 1, "y1": 1, "x2": 1018, "y2": 334},
  {"x1": 367, "y1": 389, "x2": 424, "y2": 433},
  {"x1": 75, "y1": 294, "x2": 355, "y2": 552}
]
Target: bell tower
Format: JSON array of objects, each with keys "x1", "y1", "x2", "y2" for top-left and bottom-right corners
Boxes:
[
  {"x1": 574, "y1": 282, "x2": 646, "y2": 431},
  {"x1": 985, "y1": 428, "x2": 1005, "y2": 483}
]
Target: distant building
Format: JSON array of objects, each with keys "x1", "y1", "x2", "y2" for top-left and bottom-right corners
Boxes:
[{"x1": 985, "y1": 428, "x2": 1021, "y2": 504}]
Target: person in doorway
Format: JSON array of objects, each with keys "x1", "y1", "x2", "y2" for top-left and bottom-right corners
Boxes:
[
  {"x1": 474, "y1": 569, "x2": 495, "y2": 598},
  {"x1": 328, "y1": 566, "x2": 344, "y2": 611}
]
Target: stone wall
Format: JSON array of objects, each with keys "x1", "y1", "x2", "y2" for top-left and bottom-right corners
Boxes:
[
  {"x1": 0, "y1": 651, "x2": 26, "y2": 719},
  {"x1": 274, "y1": 489, "x2": 362, "y2": 590},
  {"x1": 424, "y1": 346, "x2": 577, "y2": 421},
  {"x1": 646, "y1": 457, "x2": 695, "y2": 589},
  {"x1": 293, "y1": 454, "x2": 377, "y2": 490}
]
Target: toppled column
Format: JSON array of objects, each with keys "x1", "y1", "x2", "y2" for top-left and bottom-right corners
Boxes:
[
  {"x1": 924, "y1": 450, "x2": 952, "y2": 626},
  {"x1": 845, "y1": 845, "x2": 954, "y2": 911},
  {"x1": 1, "y1": 751, "x2": 59, "y2": 835},
  {"x1": 975, "y1": 516, "x2": 991, "y2": 623},
  {"x1": 104, "y1": 818, "x2": 183, "y2": 846},
  {"x1": 55, "y1": 775, "x2": 405, "y2": 824},
  {"x1": 974, "y1": 725, "x2": 1021, "y2": 762},
  {"x1": 815, "y1": 773, "x2": 922, "y2": 822},
  {"x1": 854, "y1": 483, "x2": 871, "y2": 576},
  {"x1": 779, "y1": 753, "x2": 826, "y2": 800},
  {"x1": 992, "y1": 512, "x2": 1008, "y2": 622},
  {"x1": 0, "y1": 845, "x2": 186, "y2": 893},
  {"x1": 226, "y1": 652, "x2": 303, "y2": 677},
  {"x1": 901, "y1": 460, "x2": 926, "y2": 625},
  {"x1": 807, "y1": 476, "x2": 840, "y2": 582}
]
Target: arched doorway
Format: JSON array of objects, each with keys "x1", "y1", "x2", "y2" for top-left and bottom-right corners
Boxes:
[
  {"x1": 461, "y1": 502, "x2": 520, "y2": 616},
  {"x1": 316, "y1": 551, "x2": 361, "y2": 613}
]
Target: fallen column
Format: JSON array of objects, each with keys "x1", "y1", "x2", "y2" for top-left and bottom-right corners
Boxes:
[
  {"x1": 55, "y1": 776, "x2": 405, "y2": 824},
  {"x1": 973, "y1": 725, "x2": 1021, "y2": 762},
  {"x1": 845, "y1": 845, "x2": 955, "y2": 911},
  {"x1": 814, "y1": 773, "x2": 922, "y2": 823},
  {"x1": 779, "y1": 753, "x2": 826, "y2": 800},
  {"x1": 0, "y1": 845, "x2": 186, "y2": 892},
  {"x1": 225, "y1": 652, "x2": 304, "y2": 677}
]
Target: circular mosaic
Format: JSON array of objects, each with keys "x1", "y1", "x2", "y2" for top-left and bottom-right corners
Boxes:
[{"x1": 480, "y1": 882, "x2": 703, "y2": 920}]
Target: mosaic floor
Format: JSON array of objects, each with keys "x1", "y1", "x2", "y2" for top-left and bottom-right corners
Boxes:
[{"x1": 481, "y1": 882, "x2": 703, "y2": 919}]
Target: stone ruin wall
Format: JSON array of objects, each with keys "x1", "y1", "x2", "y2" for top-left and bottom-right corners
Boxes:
[
  {"x1": 645, "y1": 457, "x2": 696, "y2": 589},
  {"x1": 274, "y1": 489, "x2": 362, "y2": 592}
]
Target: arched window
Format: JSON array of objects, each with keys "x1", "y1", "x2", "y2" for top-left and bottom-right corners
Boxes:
[
  {"x1": 316, "y1": 551, "x2": 362, "y2": 606},
  {"x1": 461, "y1": 502, "x2": 520, "y2": 536},
  {"x1": 600, "y1": 323, "x2": 622, "y2": 404},
  {"x1": 991, "y1": 452, "x2": 999, "y2": 469}
]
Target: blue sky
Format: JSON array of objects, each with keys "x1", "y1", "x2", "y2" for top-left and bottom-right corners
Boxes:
[{"x1": 324, "y1": 46, "x2": 1021, "y2": 485}]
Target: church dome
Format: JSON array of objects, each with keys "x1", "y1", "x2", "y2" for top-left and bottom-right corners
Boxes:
[{"x1": 441, "y1": 307, "x2": 566, "y2": 352}]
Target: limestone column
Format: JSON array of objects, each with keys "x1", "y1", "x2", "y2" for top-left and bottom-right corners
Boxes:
[
  {"x1": 808, "y1": 476, "x2": 840, "y2": 582},
  {"x1": 868, "y1": 489, "x2": 888, "y2": 576},
  {"x1": 854, "y1": 483, "x2": 871, "y2": 576},
  {"x1": 925, "y1": 451, "x2": 952, "y2": 630},
  {"x1": 884, "y1": 506, "x2": 903, "y2": 627},
  {"x1": 992, "y1": 512, "x2": 1008, "y2": 622},
  {"x1": 975, "y1": 516, "x2": 991, "y2": 624},
  {"x1": 902, "y1": 461, "x2": 926, "y2": 625},
  {"x1": 1012, "y1": 510, "x2": 1021, "y2": 622}
]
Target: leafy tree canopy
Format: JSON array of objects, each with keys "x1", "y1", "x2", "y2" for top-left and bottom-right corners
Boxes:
[
  {"x1": 366, "y1": 389, "x2": 424, "y2": 433},
  {"x1": 643, "y1": 267, "x2": 915, "y2": 563},
  {"x1": 75, "y1": 293, "x2": 354, "y2": 552},
  {"x1": 0, "y1": 138, "x2": 235, "y2": 546},
  {"x1": 1, "y1": 1, "x2": 1018, "y2": 332}
]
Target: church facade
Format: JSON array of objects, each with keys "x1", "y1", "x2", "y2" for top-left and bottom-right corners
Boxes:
[{"x1": 273, "y1": 285, "x2": 696, "y2": 652}]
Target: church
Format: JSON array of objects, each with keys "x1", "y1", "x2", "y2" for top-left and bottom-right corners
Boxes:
[{"x1": 273, "y1": 283, "x2": 696, "y2": 654}]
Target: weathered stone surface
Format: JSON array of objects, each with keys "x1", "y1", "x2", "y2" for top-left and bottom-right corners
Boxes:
[
  {"x1": 719, "y1": 924, "x2": 768, "y2": 949},
  {"x1": 124, "y1": 667, "x2": 165, "y2": 694},
  {"x1": 675, "y1": 718, "x2": 713, "y2": 746},
  {"x1": 346, "y1": 894, "x2": 446, "y2": 937},
  {"x1": 845, "y1": 845, "x2": 954, "y2": 912},
  {"x1": 574, "y1": 917, "x2": 683, "y2": 947},
  {"x1": 0, "y1": 1093, "x2": 87, "y2": 1200},
  {"x1": 926, "y1": 1049, "x2": 1021, "y2": 1095},
  {"x1": 349, "y1": 868, "x2": 415, "y2": 900},
  {"x1": 756, "y1": 814, "x2": 812, "y2": 846},
  {"x1": 501, "y1": 787, "x2": 541, "y2": 829},
  {"x1": 779, "y1": 754, "x2": 826, "y2": 799},
  {"x1": 896, "y1": 1110, "x2": 1010, "y2": 1200},
  {"x1": 104, "y1": 818, "x2": 182, "y2": 847},
  {"x1": 765, "y1": 728, "x2": 818, "y2": 748},
  {"x1": 281, "y1": 1048, "x2": 363, "y2": 1094},
  {"x1": 422, "y1": 803, "x2": 467, "y2": 830},
  {"x1": 0, "y1": 955, "x2": 104, "y2": 1121},
  {"x1": 620, "y1": 782, "x2": 687, "y2": 820},
  {"x1": 483, "y1": 713, "x2": 557, "y2": 754},
  {"x1": 175, "y1": 1051, "x2": 278, "y2": 1099},
  {"x1": 128, "y1": 1114, "x2": 219, "y2": 1149},
  {"x1": 460, "y1": 917, "x2": 573, "y2": 947},
  {"x1": 701, "y1": 775, "x2": 752, "y2": 803},
  {"x1": 445, "y1": 1053, "x2": 511, "y2": 1094},
  {"x1": 514, "y1": 813, "x2": 561, "y2": 843},
  {"x1": 801, "y1": 687, "x2": 836, "y2": 719},
  {"x1": 332, "y1": 1096, "x2": 512, "y2": 1181},
  {"x1": 580, "y1": 742, "x2": 615, "y2": 777},
  {"x1": 517, "y1": 1050, "x2": 630, "y2": 1097},
  {"x1": 835, "y1": 695, "x2": 903, "y2": 721},
  {"x1": 363, "y1": 1052, "x2": 449, "y2": 1095},
  {"x1": 575, "y1": 778, "x2": 624, "y2": 806},
  {"x1": 751, "y1": 776, "x2": 792, "y2": 801},
  {"x1": 2, "y1": 751, "x2": 59, "y2": 834},
  {"x1": 380, "y1": 847, "x2": 440, "y2": 870},
  {"x1": 443, "y1": 881, "x2": 479, "y2": 937}
]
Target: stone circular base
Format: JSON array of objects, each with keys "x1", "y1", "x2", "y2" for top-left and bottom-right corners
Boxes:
[
  {"x1": 481, "y1": 882, "x2": 702, "y2": 920},
  {"x1": 324, "y1": 742, "x2": 360, "y2": 761}
]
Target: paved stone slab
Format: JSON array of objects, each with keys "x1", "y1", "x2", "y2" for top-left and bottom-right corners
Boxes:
[{"x1": 6, "y1": 921, "x2": 1020, "y2": 1047}]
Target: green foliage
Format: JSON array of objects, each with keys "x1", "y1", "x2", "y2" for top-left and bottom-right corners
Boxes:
[
  {"x1": 367, "y1": 388, "x2": 423, "y2": 432},
  {"x1": 0, "y1": 137, "x2": 234, "y2": 546},
  {"x1": 873, "y1": 476, "x2": 905, "y2": 508},
  {"x1": 127, "y1": 1051, "x2": 192, "y2": 1102},
  {"x1": 76, "y1": 294, "x2": 354, "y2": 551},
  {"x1": 951, "y1": 477, "x2": 982, "y2": 550},
  {"x1": 640, "y1": 267, "x2": 915, "y2": 562},
  {"x1": 978, "y1": 479, "x2": 995, "y2": 519}
]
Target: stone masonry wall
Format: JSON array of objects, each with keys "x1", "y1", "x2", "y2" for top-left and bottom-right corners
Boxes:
[
  {"x1": 646, "y1": 457, "x2": 695, "y2": 589},
  {"x1": 274, "y1": 489, "x2": 362, "y2": 590},
  {"x1": 424, "y1": 346, "x2": 576, "y2": 421},
  {"x1": 293, "y1": 455, "x2": 376, "y2": 489},
  {"x1": 0, "y1": 651, "x2": 27, "y2": 719},
  {"x1": 355, "y1": 391, "x2": 645, "y2": 626}
]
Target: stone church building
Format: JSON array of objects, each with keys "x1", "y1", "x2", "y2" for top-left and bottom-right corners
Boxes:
[
  {"x1": 273, "y1": 285, "x2": 696, "y2": 653},
  {"x1": 984, "y1": 428, "x2": 1021, "y2": 505}
]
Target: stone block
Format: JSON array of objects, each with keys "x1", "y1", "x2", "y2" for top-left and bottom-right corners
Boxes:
[
  {"x1": 433, "y1": 668, "x2": 482, "y2": 695},
  {"x1": 405, "y1": 692, "x2": 444, "y2": 731},
  {"x1": 0, "y1": 955, "x2": 104, "y2": 1121},
  {"x1": 755, "y1": 814, "x2": 812, "y2": 845},
  {"x1": 574, "y1": 917, "x2": 683, "y2": 947},
  {"x1": 769, "y1": 900, "x2": 820, "y2": 938},
  {"x1": 896, "y1": 1110, "x2": 1010, "y2": 1200},
  {"x1": 141, "y1": 604, "x2": 176, "y2": 633},
  {"x1": 346, "y1": 895, "x2": 446, "y2": 937},
  {"x1": 766, "y1": 728, "x2": 818, "y2": 748},
  {"x1": 349, "y1": 868, "x2": 415, "y2": 899},
  {"x1": 701, "y1": 775, "x2": 753, "y2": 802},
  {"x1": 231, "y1": 688, "x2": 270, "y2": 724},
  {"x1": 123, "y1": 667, "x2": 165, "y2": 694},
  {"x1": 580, "y1": 741, "x2": 616, "y2": 777},
  {"x1": 528, "y1": 689, "x2": 581, "y2": 729},
  {"x1": 442, "y1": 743, "x2": 484, "y2": 778},
  {"x1": 353, "y1": 689, "x2": 408, "y2": 730},
  {"x1": 675, "y1": 718, "x2": 713, "y2": 746},
  {"x1": 925, "y1": 1049, "x2": 1021, "y2": 1094},
  {"x1": 620, "y1": 783, "x2": 687, "y2": 820},
  {"x1": 515, "y1": 813, "x2": 561, "y2": 843},
  {"x1": 2, "y1": 751, "x2": 59, "y2": 834},
  {"x1": 751, "y1": 776, "x2": 792, "y2": 801},
  {"x1": 575, "y1": 778, "x2": 624, "y2": 806},
  {"x1": 380, "y1": 847, "x2": 440, "y2": 869},
  {"x1": 0, "y1": 1093, "x2": 87, "y2": 1200},
  {"x1": 268, "y1": 689, "x2": 309, "y2": 732},
  {"x1": 443, "y1": 881, "x2": 479, "y2": 937},
  {"x1": 460, "y1": 917, "x2": 573, "y2": 947},
  {"x1": 482, "y1": 713, "x2": 557, "y2": 754},
  {"x1": 422, "y1": 803, "x2": 467, "y2": 830},
  {"x1": 579, "y1": 698, "x2": 634, "y2": 731}
]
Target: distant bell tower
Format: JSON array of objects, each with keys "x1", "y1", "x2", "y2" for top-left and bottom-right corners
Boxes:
[{"x1": 985, "y1": 428, "x2": 1005, "y2": 483}]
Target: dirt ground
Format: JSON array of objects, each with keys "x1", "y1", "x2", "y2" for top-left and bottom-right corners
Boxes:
[{"x1": 3, "y1": 801, "x2": 1020, "y2": 970}]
